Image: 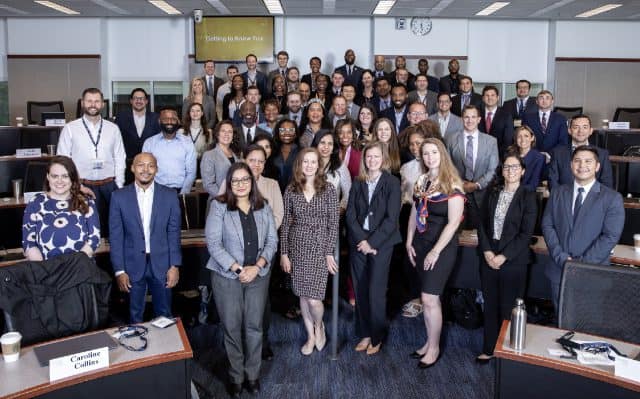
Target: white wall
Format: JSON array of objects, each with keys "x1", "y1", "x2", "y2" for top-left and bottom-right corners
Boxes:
[
  {"x1": 374, "y1": 17, "x2": 468, "y2": 57},
  {"x1": 7, "y1": 18, "x2": 101, "y2": 54},
  {"x1": 556, "y1": 21, "x2": 640, "y2": 58}
]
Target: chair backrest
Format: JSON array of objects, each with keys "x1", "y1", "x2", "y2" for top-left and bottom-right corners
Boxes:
[
  {"x1": 612, "y1": 107, "x2": 640, "y2": 128},
  {"x1": 75, "y1": 98, "x2": 111, "y2": 119},
  {"x1": 27, "y1": 101, "x2": 64, "y2": 125},
  {"x1": 23, "y1": 161, "x2": 49, "y2": 192},
  {"x1": 553, "y1": 106, "x2": 583, "y2": 121},
  {"x1": 559, "y1": 261, "x2": 640, "y2": 344}
]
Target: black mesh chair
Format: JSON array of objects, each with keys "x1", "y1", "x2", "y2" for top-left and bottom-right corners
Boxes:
[
  {"x1": 75, "y1": 98, "x2": 110, "y2": 119},
  {"x1": 612, "y1": 107, "x2": 640, "y2": 128},
  {"x1": 553, "y1": 106, "x2": 583, "y2": 121},
  {"x1": 23, "y1": 161, "x2": 49, "y2": 192},
  {"x1": 559, "y1": 261, "x2": 640, "y2": 344},
  {"x1": 26, "y1": 101, "x2": 64, "y2": 125}
]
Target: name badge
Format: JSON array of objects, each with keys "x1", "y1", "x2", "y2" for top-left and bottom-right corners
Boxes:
[
  {"x1": 49, "y1": 347, "x2": 109, "y2": 382},
  {"x1": 92, "y1": 159, "x2": 105, "y2": 170}
]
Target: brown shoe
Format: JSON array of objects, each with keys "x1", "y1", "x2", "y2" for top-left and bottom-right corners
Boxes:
[
  {"x1": 355, "y1": 338, "x2": 371, "y2": 352},
  {"x1": 366, "y1": 343, "x2": 381, "y2": 355}
]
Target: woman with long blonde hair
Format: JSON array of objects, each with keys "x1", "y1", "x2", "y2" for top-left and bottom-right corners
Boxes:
[{"x1": 183, "y1": 77, "x2": 216, "y2": 128}]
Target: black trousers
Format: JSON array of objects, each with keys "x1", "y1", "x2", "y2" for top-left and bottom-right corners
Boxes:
[
  {"x1": 84, "y1": 180, "x2": 117, "y2": 238},
  {"x1": 350, "y1": 244, "x2": 394, "y2": 346},
  {"x1": 479, "y1": 255, "x2": 528, "y2": 355}
]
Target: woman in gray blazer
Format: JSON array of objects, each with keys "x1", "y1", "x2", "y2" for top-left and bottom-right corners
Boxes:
[
  {"x1": 201, "y1": 120, "x2": 241, "y2": 198},
  {"x1": 206, "y1": 162, "x2": 278, "y2": 397}
]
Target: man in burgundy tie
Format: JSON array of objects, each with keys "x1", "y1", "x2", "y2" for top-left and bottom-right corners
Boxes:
[
  {"x1": 521, "y1": 90, "x2": 568, "y2": 159},
  {"x1": 479, "y1": 85, "x2": 514, "y2": 157}
]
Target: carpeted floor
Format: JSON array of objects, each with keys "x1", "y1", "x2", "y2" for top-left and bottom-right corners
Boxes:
[{"x1": 186, "y1": 299, "x2": 495, "y2": 399}]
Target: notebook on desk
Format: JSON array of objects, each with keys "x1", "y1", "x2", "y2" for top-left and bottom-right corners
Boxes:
[{"x1": 33, "y1": 331, "x2": 118, "y2": 367}]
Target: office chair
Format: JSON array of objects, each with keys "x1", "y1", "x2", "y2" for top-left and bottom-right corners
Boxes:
[
  {"x1": 75, "y1": 98, "x2": 111, "y2": 119},
  {"x1": 23, "y1": 161, "x2": 49, "y2": 192},
  {"x1": 553, "y1": 106, "x2": 583, "y2": 121},
  {"x1": 558, "y1": 261, "x2": 640, "y2": 345},
  {"x1": 612, "y1": 107, "x2": 640, "y2": 128},
  {"x1": 26, "y1": 101, "x2": 64, "y2": 125}
]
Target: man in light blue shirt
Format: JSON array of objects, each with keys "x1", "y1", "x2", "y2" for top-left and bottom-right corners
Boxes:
[{"x1": 142, "y1": 108, "x2": 196, "y2": 195}]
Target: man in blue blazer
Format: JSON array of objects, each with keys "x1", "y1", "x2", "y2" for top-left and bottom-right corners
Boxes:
[
  {"x1": 548, "y1": 115, "x2": 613, "y2": 190},
  {"x1": 542, "y1": 146, "x2": 624, "y2": 310},
  {"x1": 109, "y1": 152, "x2": 182, "y2": 323},
  {"x1": 521, "y1": 90, "x2": 568, "y2": 157},
  {"x1": 501, "y1": 79, "x2": 538, "y2": 121},
  {"x1": 241, "y1": 54, "x2": 268, "y2": 96},
  {"x1": 115, "y1": 88, "x2": 160, "y2": 184}
]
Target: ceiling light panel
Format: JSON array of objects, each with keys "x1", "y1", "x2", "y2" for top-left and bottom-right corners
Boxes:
[
  {"x1": 373, "y1": 0, "x2": 396, "y2": 15},
  {"x1": 148, "y1": 0, "x2": 182, "y2": 15},
  {"x1": 34, "y1": 1, "x2": 80, "y2": 15},
  {"x1": 476, "y1": 2, "x2": 510, "y2": 16},
  {"x1": 576, "y1": 3, "x2": 622, "y2": 18}
]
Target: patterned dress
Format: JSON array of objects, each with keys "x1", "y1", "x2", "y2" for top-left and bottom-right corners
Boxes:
[
  {"x1": 280, "y1": 184, "x2": 339, "y2": 299},
  {"x1": 22, "y1": 193, "x2": 101, "y2": 260}
]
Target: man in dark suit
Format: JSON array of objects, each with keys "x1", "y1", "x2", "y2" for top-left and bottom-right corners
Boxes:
[
  {"x1": 501, "y1": 79, "x2": 538, "y2": 121},
  {"x1": 445, "y1": 105, "x2": 500, "y2": 228},
  {"x1": 439, "y1": 59, "x2": 461, "y2": 95},
  {"x1": 381, "y1": 84, "x2": 410, "y2": 134},
  {"x1": 110, "y1": 152, "x2": 182, "y2": 323},
  {"x1": 390, "y1": 56, "x2": 415, "y2": 88},
  {"x1": 202, "y1": 59, "x2": 224, "y2": 99},
  {"x1": 267, "y1": 50, "x2": 290, "y2": 94},
  {"x1": 417, "y1": 58, "x2": 440, "y2": 93},
  {"x1": 542, "y1": 145, "x2": 624, "y2": 309},
  {"x1": 548, "y1": 114, "x2": 613, "y2": 190},
  {"x1": 334, "y1": 49, "x2": 363, "y2": 87},
  {"x1": 452, "y1": 75, "x2": 483, "y2": 117},
  {"x1": 116, "y1": 88, "x2": 160, "y2": 184},
  {"x1": 301, "y1": 56, "x2": 329, "y2": 93},
  {"x1": 232, "y1": 86, "x2": 265, "y2": 127},
  {"x1": 371, "y1": 76, "x2": 392, "y2": 114},
  {"x1": 236, "y1": 101, "x2": 269, "y2": 151},
  {"x1": 241, "y1": 53, "x2": 268, "y2": 96},
  {"x1": 373, "y1": 55, "x2": 388, "y2": 79},
  {"x1": 478, "y1": 85, "x2": 514, "y2": 156},
  {"x1": 392, "y1": 68, "x2": 416, "y2": 92},
  {"x1": 521, "y1": 90, "x2": 568, "y2": 158},
  {"x1": 330, "y1": 70, "x2": 345, "y2": 97}
]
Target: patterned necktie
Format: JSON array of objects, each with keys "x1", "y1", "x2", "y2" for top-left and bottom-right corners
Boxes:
[
  {"x1": 208, "y1": 76, "x2": 213, "y2": 95},
  {"x1": 573, "y1": 187, "x2": 584, "y2": 223},
  {"x1": 541, "y1": 112, "x2": 548, "y2": 133},
  {"x1": 485, "y1": 111, "x2": 493, "y2": 132},
  {"x1": 465, "y1": 135, "x2": 474, "y2": 181}
]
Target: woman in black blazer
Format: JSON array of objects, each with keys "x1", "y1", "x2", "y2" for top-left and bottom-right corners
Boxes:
[
  {"x1": 476, "y1": 153, "x2": 537, "y2": 363},
  {"x1": 345, "y1": 141, "x2": 402, "y2": 355}
]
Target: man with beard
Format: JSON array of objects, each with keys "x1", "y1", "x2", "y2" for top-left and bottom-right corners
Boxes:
[
  {"x1": 335, "y1": 49, "x2": 363, "y2": 87},
  {"x1": 373, "y1": 55, "x2": 388, "y2": 79},
  {"x1": 286, "y1": 91, "x2": 303, "y2": 126},
  {"x1": 236, "y1": 101, "x2": 270, "y2": 150},
  {"x1": 110, "y1": 152, "x2": 182, "y2": 323},
  {"x1": 241, "y1": 53, "x2": 268, "y2": 96},
  {"x1": 372, "y1": 76, "x2": 392, "y2": 114},
  {"x1": 298, "y1": 82, "x2": 312, "y2": 107},
  {"x1": 58, "y1": 87, "x2": 126, "y2": 237},
  {"x1": 142, "y1": 108, "x2": 196, "y2": 195},
  {"x1": 381, "y1": 84, "x2": 410, "y2": 133},
  {"x1": 116, "y1": 88, "x2": 160, "y2": 184}
]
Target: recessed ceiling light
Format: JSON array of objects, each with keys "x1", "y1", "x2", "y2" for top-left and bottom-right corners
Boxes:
[
  {"x1": 372, "y1": 0, "x2": 396, "y2": 15},
  {"x1": 148, "y1": 0, "x2": 182, "y2": 15},
  {"x1": 263, "y1": 0, "x2": 284, "y2": 15},
  {"x1": 206, "y1": 0, "x2": 231, "y2": 15},
  {"x1": 476, "y1": 2, "x2": 510, "y2": 16},
  {"x1": 34, "y1": 1, "x2": 80, "y2": 15},
  {"x1": 576, "y1": 3, "x2": 622, "y2": 18}
]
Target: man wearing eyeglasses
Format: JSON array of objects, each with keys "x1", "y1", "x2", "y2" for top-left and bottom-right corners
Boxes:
[
  {"x1": 115, "y1": 88, "x2": 160, "y2": 184},
  {"x1": 110, "y1": 152, "x2": 182, "y2": 323},
  {"x1": 428, "y1": 92, "x2": 462, "y2": 139}
]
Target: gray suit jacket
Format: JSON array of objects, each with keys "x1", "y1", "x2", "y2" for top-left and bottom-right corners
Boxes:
[
  {"x1": 408, "y1": 90, "x2": 438, "y2": 115},
  {"x1": 348, "y1": 103, "x2": 360, "y2": 120},
  {"x1": 428, "y1": 112, "x2": 463, "y2": 139},
  {"x1": 206, "y1": 200, "x2": 278, "y2": 279},
  {"x1": 445, "y1": 130, "x2": 499, "y2": 205},
  {"x1": 541, "y1": 181, "x2": 624, "y2": 285},
  {"x1": 200, "y1": 146, "x2": 239, "y2": 197}
]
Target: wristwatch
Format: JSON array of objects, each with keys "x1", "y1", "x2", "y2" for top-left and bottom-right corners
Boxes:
[{"x1": 234, "y1": 266, "x2": 243, "y2": 275}]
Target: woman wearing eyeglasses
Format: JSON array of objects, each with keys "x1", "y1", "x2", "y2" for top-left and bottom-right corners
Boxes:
[
  {"x1": 475, "y1": 153, "x2": 537, "y2": 364},
  {"x1": 22, "y1": 155, "x2": 100, "y2": 260},
  {"x1": 206, "y1": 162, "x2": 278, "y2": 397}
]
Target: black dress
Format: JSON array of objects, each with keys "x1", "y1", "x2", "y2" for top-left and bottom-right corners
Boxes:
[{"x1": 412, "y1": 177, "x2": 465, "y2": 295}]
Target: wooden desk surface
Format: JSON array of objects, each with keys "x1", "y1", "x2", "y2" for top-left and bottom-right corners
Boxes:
[
  {"x1": 494, "y1": 321, "x2": 640, "y2": 394},
  {"x1": 0, "y1": 319, "x2": 193, "y2": 399}
]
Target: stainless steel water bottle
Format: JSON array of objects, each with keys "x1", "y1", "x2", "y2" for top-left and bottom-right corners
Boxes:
[{"x1": 510, "y1": 298, "x2": 527, "y2": 351}]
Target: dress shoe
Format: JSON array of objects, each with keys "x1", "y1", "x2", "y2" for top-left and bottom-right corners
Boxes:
[
  {"x1": 262, "y1": 344, "x2": 274, "y2": 360},
  {"x1": 315, "y1": 323, "x2": 326, "y2": 351},
  {"x1": 227, "y1": 382, "x2": 242, "y2": 397},
  {"x1": 355, "y1": 338, "x2": 371, "y2": 352},
  {"x1": 366, "y1": 343, "x2": 381, "y2": 355},
  {"x1": 301, "y1": 339, "x2": 315, "y2": 355},
  {"x1": 418, "y1": 353, "x2": 441, "y2": 369},
  {"x1": 410, "y1": 351, "x2": 425, "y2": 359},
  {"x1": 475, "y1": 354, "x2": 493, "y2": 364},
  {"x1": 245, "y1": 379, "x2": 260, "y2": 394}
]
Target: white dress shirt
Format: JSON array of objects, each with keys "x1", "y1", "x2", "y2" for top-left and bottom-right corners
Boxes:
[
  {"x1": 136, "y1": 182, "x2": 154, "y2": 254},
  {"x1": 133, "y1": 112, "x2": 146, "y2": 137},
  {"x1": 57, "y1": 116, "x2": 126, "y2": 187}
]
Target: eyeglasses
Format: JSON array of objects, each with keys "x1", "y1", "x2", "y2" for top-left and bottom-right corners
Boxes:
[
  {"x1": 49, "y1": 174, "x2": 70, "y2": 181},
  {"x1": 230, "y1": 176, "x2": 252, "y2": 187},
  {"x1": 503, "y1": 164, "x2": 522, "y2": 171},
  {"x1": 279, "y1": 127, "x2": 297, "y2": 133},
  {"x1": 131, "y1": 96, "x2": 147, "y2": 101}
]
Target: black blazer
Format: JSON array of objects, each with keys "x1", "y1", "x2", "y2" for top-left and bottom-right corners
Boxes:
[
  {"x1": 478, "y1": 106, "x2": 515, "y2": 155},
  {"x1": 477, "y1": 186, "x2": 537, "y2": 266},
  {"x1": 115, "y1": 110, "x2": 160, "y2": 160},
  {"x1": 345, "y1": 171, "x2": 402, "y2": 250},
  {"x1": 202, "y1": 75, "x2": 224, "y2": 99},
  {"x1": 301, "y1": 73, "x2": 330, "y2": 90},
  {"x1": 451, "y1": 92, "x2": 483, "y2": 116},
  {"x1": 381, "y1": 106, "x2": 410, "y2": 133},
  {"x1": 502, "y1": 96, "x2": 538, "y2": 120}
]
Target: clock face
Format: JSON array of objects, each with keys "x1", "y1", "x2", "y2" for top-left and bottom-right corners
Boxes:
[{"x1": 411, "y1": 17, "x2": 432, "y2": 36}]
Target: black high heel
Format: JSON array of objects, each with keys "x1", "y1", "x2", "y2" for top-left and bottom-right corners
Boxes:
[
  {"x1": 417, "y1": 353, "x2": 441, "y2": 369},
  {"x1": 410, "y1": 351, "x2": 425, "y2": 359}
]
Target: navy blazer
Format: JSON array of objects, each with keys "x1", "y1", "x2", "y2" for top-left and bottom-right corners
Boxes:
[
  {"x1": 345, "y1": 172, "x2": 402, "y2": 250},
  {"x1": 477, "y1": 186, "x2": 538, "y2": 266},
  {"x1": 502, "y1": 96, "x2": 538, "y2": 120},
  {"x1": 334, "y1": 64, "x2": 363, "y2": 87},
  {"x1": 521, "y1": 111, "x2": 568, "y2": 153},
  {"x1": 451, "y1": 92, "x2": 483, "y2": 117},
  {"x1": 427, "y1": 75, "x2": 440, "y2": 93},
  {"x1": 541, "y1": 181, "x2": 625, "y2": 284},
  {"x1": 478, "y1": 107, "x2": 515, "y2": 155},
  {"x1": 381, "y1": 106, "x2": 410, "y2": 133},
  {"x1": 116, "y1": 110, "x2": 161, "y2": 160},
  {"x1": 548, "y1": 144, "x2": 613, "y2": 190},
  {"x1": 109, "y1": 182, "x2": 182, "y2": 283}
]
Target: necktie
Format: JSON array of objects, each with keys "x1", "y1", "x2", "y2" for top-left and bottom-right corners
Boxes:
[
  {"x1": 485, "y1": 111, "x2": 493, "y2": 132},
  {"x1": 208, "y1": 76, "x2": 213, "y2": 95},
  {"x1": 573, "y1": 187, "x2": 584, "y2": 223},
  {"x1": 281, "y1": 69, "x2": 285, "y2": 77},
  {"x1": 541, "y1": 112, "x2": 548, "y2": 133},
  {"x1": 465, "y1": 135, "x2": 474, "y2": 181},
  {"x1": 518, "y1": 99, "x2": 525, "y2": 117},
  {"x1": 348, "y1": 65, "x2": 352, "y2": 76},
  {"x1": 246, "y1": 128, "x2": 252, "y2": 144},
  {"x1": 463, "y1": 94, "x2": 470, "y2": 107}
]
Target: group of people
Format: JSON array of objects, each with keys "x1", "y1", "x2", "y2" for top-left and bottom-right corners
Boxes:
[{"x1": 19, "y1": 48, "x2": 626, "y2": 397}]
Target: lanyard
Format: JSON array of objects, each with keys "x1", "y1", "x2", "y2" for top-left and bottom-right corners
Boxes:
[
  {"x1": 81, "y1": 117, "x2": 103, "y2": 158},
  {"x1": 190, "y1": 127, "x2": 202, "y2": 144}
]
